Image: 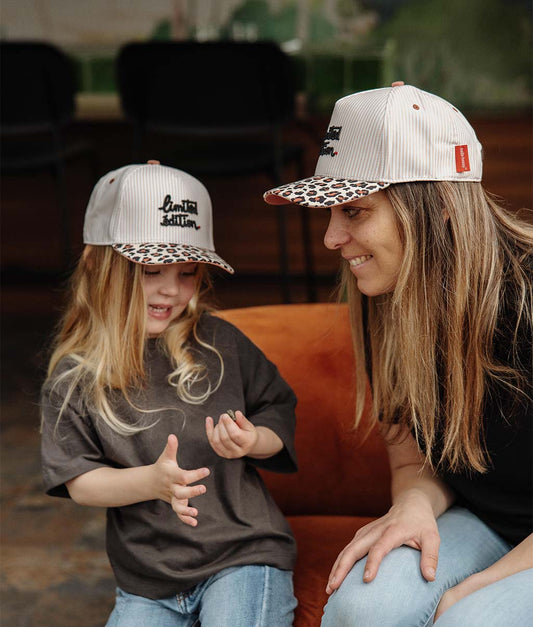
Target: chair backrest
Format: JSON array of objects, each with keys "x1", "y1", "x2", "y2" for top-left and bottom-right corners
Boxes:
[
  {"x1": 217, "y1": 303, "x2": 391, "y2": 518},
  {"x1": 116, "y1": 41, "x2": 296, "y2": 135},
  {"x1": 0, "y1": 42, "x2": 76, "y2": 135}
]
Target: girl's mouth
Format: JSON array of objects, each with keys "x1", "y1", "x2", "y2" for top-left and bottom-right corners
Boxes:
[{"x1": 148, "y1": 304, "x2": 172, "y2": 319}]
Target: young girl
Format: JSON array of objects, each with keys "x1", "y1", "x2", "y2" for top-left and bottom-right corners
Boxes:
[
  {"x1": 41, "y1": 162, "x2": 298, "y2": 627},
  {"x1": 264, "y1": 83, "x2": 532, "y2": 625}
]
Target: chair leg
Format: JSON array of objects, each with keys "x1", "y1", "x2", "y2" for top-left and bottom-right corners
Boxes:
[
  {"x1": 52, "y1": 159, "x2": 72, "y2": 273},
  {"x1": 276, "y1": 205, "x2": 291, "y2": 303},
  {"x1": 300, "y1": 204, "x2": 317, "y2": 302}
]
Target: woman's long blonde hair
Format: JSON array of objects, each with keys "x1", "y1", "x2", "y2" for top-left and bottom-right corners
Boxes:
[
  {"x1": 44, "y1": 246, "x2": 222, "y2": 435},
  {"x1": 344, "y1": 181, "x2": 532, "y2": 472}
]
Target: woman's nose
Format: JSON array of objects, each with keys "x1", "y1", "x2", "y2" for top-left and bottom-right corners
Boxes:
[{"x1": 324, "y1": 211, "x2": 351, "y2": 250}]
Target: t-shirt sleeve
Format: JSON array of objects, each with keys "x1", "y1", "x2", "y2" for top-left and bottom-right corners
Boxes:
[
  {"x1": 40, "y1": 373, "x2": 111, "y2": 498},
  {"x1": 230, "y1": 324, "x2": 298, "y2": 474}
]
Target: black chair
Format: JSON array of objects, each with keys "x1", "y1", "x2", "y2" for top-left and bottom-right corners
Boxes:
[
  {"x1": 1, "y1": 41, "x2": 96, "y2": 272},
  {"x1": 116, "y1": 41, "x2": 316, "y2": 302}
]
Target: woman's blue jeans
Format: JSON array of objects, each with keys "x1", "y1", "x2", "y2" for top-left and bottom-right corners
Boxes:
[
  {"x1": 321, "y1": 506, "x2": 533, "y2": 626},
  {"x1": 106, "y1": 565, "x2": 296, "y2": 627}
]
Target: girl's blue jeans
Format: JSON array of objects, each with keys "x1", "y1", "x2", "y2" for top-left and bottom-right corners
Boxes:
[
  {"x1": 106, "y1": 564, "x2": 296, "y2": 627},
  {"x1": 322, "y1": 506, "x2": 533, "y2": 627}
]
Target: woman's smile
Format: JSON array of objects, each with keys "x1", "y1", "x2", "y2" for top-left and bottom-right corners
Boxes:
[{"x1": 324, "y1": 191, "x2": 403, "y2": 297}]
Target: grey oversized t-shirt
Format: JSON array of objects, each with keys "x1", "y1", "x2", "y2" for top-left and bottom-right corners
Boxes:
[{"x1": 41, "y1": 315, "x2": 297, "y2": 599}]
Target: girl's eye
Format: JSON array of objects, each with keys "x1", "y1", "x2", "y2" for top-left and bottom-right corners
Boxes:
[
  {"x1": 180, "y1": 265, "x2": 199, "y2": 277},
  {"x1": 143, "y1": 269, "x2": 160, "y2": 276}
]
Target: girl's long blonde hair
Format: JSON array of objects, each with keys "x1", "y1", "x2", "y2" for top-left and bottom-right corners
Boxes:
[
  {"x1": 44, "y1": 246, "x2": 222, "y2": 435},
  {"x1": 344, "y1": 181, "x2": 532, "y2": 472}
]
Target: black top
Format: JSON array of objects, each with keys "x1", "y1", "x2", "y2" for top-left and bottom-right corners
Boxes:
[
  {"x1": 436, "y1": 279, "x2": 532, "y2": 546},
  {"x1": 41, "y1": 315, "x2": 297, "y2": 599},
  {"x1": 365, "y1": 272, "x2": 532, "y2": 546}
]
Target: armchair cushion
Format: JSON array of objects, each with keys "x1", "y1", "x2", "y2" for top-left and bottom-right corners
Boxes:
[{"x1": 218, "y1": 303, "x2": 391, "y2": 625}]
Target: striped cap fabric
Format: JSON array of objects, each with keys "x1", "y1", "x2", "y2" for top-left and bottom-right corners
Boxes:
[
  {"x1": 264, "y1": 84, "x2": 482, "y2": 208},
  {"x1": 83, "y1": 163, "x2": 234, "y2": 272}
]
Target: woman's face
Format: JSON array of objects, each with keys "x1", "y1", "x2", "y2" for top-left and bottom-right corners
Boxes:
[
  {"x1": 141, "y1": 262, "x2": 199, "y2": 337},
  {"x1": 323, "y1": 191, "x2": 404, "y2": 296}
]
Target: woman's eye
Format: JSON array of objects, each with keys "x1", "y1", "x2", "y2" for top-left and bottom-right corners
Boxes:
[
  {"x1": 143, "y1": 269, "x2": 160, "y2": 276},
  {"x1": 343, "y1": 206, "x2": 362, "y2": 218}
]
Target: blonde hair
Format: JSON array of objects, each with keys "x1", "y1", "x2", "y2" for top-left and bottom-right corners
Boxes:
[
  {"x1": 343, "y1": 181, "x2": 532, "y2": 472},
  {"x1": 44, "y1": 246, "x2": 223, "y2": 435}
]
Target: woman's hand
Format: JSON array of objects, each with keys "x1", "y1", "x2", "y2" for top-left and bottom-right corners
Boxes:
[
  {"x1": 326, "y1": 488, "x2": 440, "y2": 594},
  {"x1": 151, "y1": 434, "x2": 210, "y2": 527}
]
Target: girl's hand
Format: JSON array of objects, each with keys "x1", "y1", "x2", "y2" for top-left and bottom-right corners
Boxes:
[
  {"x1": 205, "y1": 411, "x2": 258, "y2": 459},
  {"x1": 326, "y1": 489, "x2": 440, "y2": 594},
  {"x1": 152, "y1": 434, "x2": 210, "y2": 526}
]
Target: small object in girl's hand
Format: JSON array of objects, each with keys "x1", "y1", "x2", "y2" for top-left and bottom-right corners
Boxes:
[{"x1": 226, "y1": 410, "x2": 237, "y2": 421}]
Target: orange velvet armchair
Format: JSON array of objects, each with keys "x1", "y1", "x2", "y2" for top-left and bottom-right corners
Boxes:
[{"x1": 218, "y1": 303, "x2": 391, "y2": 627}]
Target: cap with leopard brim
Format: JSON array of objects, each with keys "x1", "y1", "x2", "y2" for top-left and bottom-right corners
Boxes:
[
  {"x1": 264, "y1": 84, "x2": 482, "y2": 209},
  {"x1": 83, "y1": 163, "x2": 234, "y2": 273}
]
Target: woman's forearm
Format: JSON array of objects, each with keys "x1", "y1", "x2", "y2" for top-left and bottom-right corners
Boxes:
[
  {"x1": 391, "y1": 464, "x2": 455, "y2": 518},
  {"x1": 66, "y1": 465, "x2": 158, "y2": 507},
  {"x1": 466, "y1": 534, "x2": 533, "y2": 589},
  {"x1": 386, "y1": 425, "x2": 455, "y2": 518}
]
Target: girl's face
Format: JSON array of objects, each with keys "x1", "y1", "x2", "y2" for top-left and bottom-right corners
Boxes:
[
  {"x1": 323, "y1": 191, "x2": 404, "y2": 296},
  {"x1": 142, "y1": 262, "x2": 199, "y2": 337}
]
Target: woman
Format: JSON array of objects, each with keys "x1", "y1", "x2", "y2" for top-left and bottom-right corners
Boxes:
[{"x1": 264, "y1": 83, "x2": 532, "y2": 625}]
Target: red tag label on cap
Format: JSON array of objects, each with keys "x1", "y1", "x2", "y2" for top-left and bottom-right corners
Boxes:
[{"x1": 455, "y1": 145, "x2": 471, "y2": 173}]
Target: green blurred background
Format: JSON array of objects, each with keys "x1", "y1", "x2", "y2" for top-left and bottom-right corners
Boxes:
[{"x1": 1, "y1": 0, "x2": 531, "y2": 112}]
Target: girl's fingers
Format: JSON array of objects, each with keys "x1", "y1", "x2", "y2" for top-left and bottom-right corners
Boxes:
[
  {"x1": 218, "y1": 416, "x2": 237, "y2": 444},
  {"x1": 205, "y1": 416, "x2": 214, "y2": 441},
  {"x1": 180, "y1": 467, "x2": 210, "y2": 486},
  {"x1": 173, "y1": 483, "x2": 206, "y2": 500}
]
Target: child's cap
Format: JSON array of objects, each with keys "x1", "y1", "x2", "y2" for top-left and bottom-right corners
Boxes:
[
  {"x1": 264, "y1": 84, "x2": 482, "y2": 208},
  {"x1": 83, "y1": 163, "x2": 234, "y2": 273}
]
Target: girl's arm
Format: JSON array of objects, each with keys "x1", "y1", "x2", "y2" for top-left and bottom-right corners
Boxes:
[
  {"x1": 66, "y1": 435, "x2": 210, "y2": 526},
  {"x1": 205, "y1": 411, "x2": 283, "y2": 459},
  {"x1": 326, "y1": 424, "x2": 455, "y2": 593},
  {"x1": 434, "y1": 534, "x2": 533, "y2": 621}
]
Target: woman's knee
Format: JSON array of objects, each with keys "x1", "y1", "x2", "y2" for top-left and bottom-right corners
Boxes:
[{"x1": 322, "y1": 549, "x2": 441, "y2": 627}]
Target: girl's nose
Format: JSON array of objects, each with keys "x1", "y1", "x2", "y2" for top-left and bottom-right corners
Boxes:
[
  {"x1": 159, "y1": 273, "x2": 181, "y2": 296},
  {"x1": 324, "y1": 210, "x2": 351, "y2": 250}
]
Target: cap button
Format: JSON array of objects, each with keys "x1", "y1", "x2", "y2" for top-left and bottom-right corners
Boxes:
[{"x1": 391, "y1": 81, "x2": 405, "y2": 87}]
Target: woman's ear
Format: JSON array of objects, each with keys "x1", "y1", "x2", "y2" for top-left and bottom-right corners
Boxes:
[{"x1": 442, "y1": 207, "x2": 450, "y2": 222}]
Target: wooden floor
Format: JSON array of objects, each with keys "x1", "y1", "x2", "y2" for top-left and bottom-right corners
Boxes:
[{"x1": 1, "y1": 112, "x2": 531, "y2": 626}]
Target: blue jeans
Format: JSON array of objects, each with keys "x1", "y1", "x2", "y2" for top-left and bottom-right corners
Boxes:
[
  {"x1": 322, "y1": 506, "x2": 532, "y2": 627},
  {"x1": 106, "y1": 565, "x2": 296, "y2": 627}
]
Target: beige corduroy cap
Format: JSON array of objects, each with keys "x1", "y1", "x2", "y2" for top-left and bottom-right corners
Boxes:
[{"x1": 264, "y1": 83, "x2": 482, "y2": 208}]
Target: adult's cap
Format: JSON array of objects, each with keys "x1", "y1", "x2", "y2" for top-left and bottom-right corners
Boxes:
[
  {"x1": 264, "y1": 84, "x2": 482, "y2": 208},
  {"x1": 83, "y1": 163, "x2": 234, "y2": 272}
]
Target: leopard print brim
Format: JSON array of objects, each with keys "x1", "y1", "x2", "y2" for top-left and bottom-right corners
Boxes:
[
  {"x1": 112, "y1": 243, "x2": 234, "y2": 273},
  {"x1": 264, "y1": 176, "x2": 390, "y2": 208}
]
